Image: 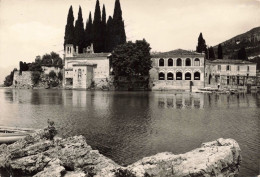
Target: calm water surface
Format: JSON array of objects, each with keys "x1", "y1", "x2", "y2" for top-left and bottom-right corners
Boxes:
[{"x1": 0, "y1": 88, "x2": 259, "y2": 176}]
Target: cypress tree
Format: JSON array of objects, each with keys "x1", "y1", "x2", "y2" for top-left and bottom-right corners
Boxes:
[
  {"x1": 208, "y1": 47, "x2": 215, "y2": 60},
  {"x1": 74, "y1": 6, "x2": 85, "y2": 53},
  {"x1": 105, "y1": 16, "x2": 113, "y2": 52},
  {"x1": 64, "y1": 6, "x2": 75, "y2": 49},
  {"x1": 110, "y1": 0, "x2": 126, "y2": 51},
  {"x1": 196, "y1": 33, "x2": 207, "y2": 53},
  {"x1": 101, "y1": 5, "x2": 107, "y2": 52},
  {"x1": 238, "y1": 47, "x2": 247, "y2": 60},
  {"x1": 85, "y1": 12, "x2": 93, "y2": 48},
  {"x1": 217, "y1": 44, "x2": 223, "y2": 59},
  {"x1": 93, "y1": 0, "x2": 103, "y2": 53}
]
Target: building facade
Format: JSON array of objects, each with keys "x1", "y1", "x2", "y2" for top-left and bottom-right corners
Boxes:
[
  {"x1": 205, "y1": 59, "x2": 257, "y2": 88},
  {"x1": 64, "y1": 44, "x2": 110, "y2": 89},
  {"x1": 150, "y1": 49, "x2": 205, "y2": 90}
]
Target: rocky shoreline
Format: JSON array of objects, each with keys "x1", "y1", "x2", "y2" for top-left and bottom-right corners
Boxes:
[{"x1": 0, "y1": 129, "x2": 241, "y2": 177}]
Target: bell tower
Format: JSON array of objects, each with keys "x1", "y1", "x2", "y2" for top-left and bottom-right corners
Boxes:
[{"x1": 65, "y1": 44, "x2": 74, "y2": 57}]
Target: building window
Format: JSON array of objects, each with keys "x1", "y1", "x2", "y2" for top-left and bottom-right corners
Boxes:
[
  {"x1": 185, "y1": 72, "x2": 191, "y2": 80},
  {"x1": 194, "y1": 58, "x2": 200, "y2": 66},
  {"x1": 168, "y1": 59, "x2": 173, "y2": 66},
  {"x1": 226, "y1": 65, "x2": 230, "y2": 71},
  {"x1": 176, "y1": 72, "x2": 182, "y2": 80},
  {"x1": 227, "y1": 76, "x2": 230, "y2": 85},
  {"x1": 185, "y1": 58, "x2": 191, "y2": 66},
  {"x1": 167, "y1": 73, "x2": 174, "y2": 80},
  {"x1": 78, "y1": 69, "x2": 82, "y2": 79},
  {"x1": 194, "y1": 72, "x2": 200, "y2": 80},
  {"x1": 177, "y1": 58, "x2": 182, "y2": 66},
  {"x1": 159, "y1": 59, "x2": 164, "y2": 67},
  {"x1": 218, "y1": 65, "x2": 221, "y2": 71},
  {"x1": 247, "y1": 66, "x2": 250, "y2": 72},
  {"x1": 237, "y1": 66, "x2": 240, "y2": 71},
  {"x1": 158, "y1": 72, "x2": 165, "y2": 80}
]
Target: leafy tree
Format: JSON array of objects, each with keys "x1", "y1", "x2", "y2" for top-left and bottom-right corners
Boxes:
[
  {"x1": 93, "y1": 0, "x2": 103, "y2": 53},
  {"x1": 74, "y1": 6, "x2": 85, "y2": 53},
  {"x1": 64, "y1": 6, "x2": 75, "y2": 49},
  {"x1": 58, "y1": 71, "x2": 63, "y2": 81},
  {"x1": 208, "y1": 46, "x2": 215, "y2": 60},
  {"x1": 85, "y1": 12, "x2": 93, "y2": 48},
  {"x1": 196, "y1": 33, "x2": 207, "y2": 53},
  {"x1": 4, "y1": 68, "x2": 17, "y2": 86},
  {"x1": 19, "y1": 61, "x2": 29, "y2": 72},
  {"x1": 237, "y1": 47, "x2": 247, "y2": 60},
  {"x1": 49, "y1": 71, "x2": 57, "y2": 79},
  {"x1": 101, "y1": 4, "x2": 107, "y2": 52},
  {"x1": 110, "y1": 0, "x2": 126, "y2": 52},
  {"x1": 111, "y1": 39, "x2": 152, "y2": 78},
  {"x1": 217, "y1": 44, "x2": 223, "y2": 59},
  {"x1": 32, "y1": 71, "x2": 41, "y2": 85}
]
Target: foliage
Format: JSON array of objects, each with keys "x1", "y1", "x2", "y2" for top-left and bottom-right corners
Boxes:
[
  {"x1": 196, "y1": 33, "x2": 207, "y2": 53},
  {"x1": 250, "y1": 56, "x2": 260, "y2": 70},
  {"x1": 49, "y1": 71, "x2": 57, "y2": 79},
  {"x1": 217, "y1": 44, "x2": 223, "y2": 59},
  {"x1": 64, "y1": 6, "x2": 74, "y2": 49},
  {"x1": 44, "y1": 119, "x2": 57, "y2": 140},
  {"x1": 93, "y1": 0, "x2": 103, "y2": 53},
  {"x1": 208, "y1": 46, "x2": 215, "y2": 60},
  {"x1": 114, "y1": 168, "x2": 136, "y2": 177},
  {"x1": 85, "y1": 12, "x2": 93, "y2": 48},
  {"x1": 237, "y1": 47, "x2": 247, "y2": 60},
  {"x1": 32, "y1": 71, "x2": 41, "y2": 85},
  {"x1": 39, "y1": 52, "x2": 63, "y2": 68},
  {"x1": 58, "y1": 71, "x2": 63, "y2": 81},
  {"x1": 101, "y1": 5, "x2": 107, "y2": 52},
  {"x1": 111, "y1": 39, "x2": 152, "y2": 78},
  {"x1": 74, "y1": 6, "x2": 85, "y2": 53},
  {"x1": 105, "y1": 16, "x2": 114, "y2": 52},
  {"x1": 4, "y1": 68, "x2": 17, "y2": 86},
  {"x1": 19, "y1": 61, "x2": 29, "y2": 72}
]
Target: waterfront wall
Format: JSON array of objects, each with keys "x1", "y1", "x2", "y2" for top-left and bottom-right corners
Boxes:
[
  {"x1": 0, "y1": 129, "x2": 241, "y2": 177},
  {"x1": 13, "y1": 71, "x2": 33, "y2": 88}
]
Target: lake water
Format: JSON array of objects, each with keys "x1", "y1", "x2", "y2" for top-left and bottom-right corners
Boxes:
[{"x1": 0, "y1": 88, "x2": 259, "y2": 176}]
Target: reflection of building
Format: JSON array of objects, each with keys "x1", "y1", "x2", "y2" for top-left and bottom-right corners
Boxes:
[
  {"x1": 150, "y1": 49, "x2": 205, "y2": 90},
  {"x1": 205, "y1": 59, "x2": 257, "y2": 88},
  {"x1": 64, "y1": 44, "x2": 110, "y2": 89}
]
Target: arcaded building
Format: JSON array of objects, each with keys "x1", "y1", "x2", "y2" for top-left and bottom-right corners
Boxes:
[
  {"x1": 149, "y1": 49, "x2": 205, "y2": 90},
  {"x1": 64, "y1": 44, "x2": 110, "y2": 89},
  {"x1": 205, "y1": 59, "x2": 257, "y2": 88}
]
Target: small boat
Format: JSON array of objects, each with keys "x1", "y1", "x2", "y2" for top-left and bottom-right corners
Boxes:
[{"x1": 0, "y1": 126, "x2": 36, "y2": 144}]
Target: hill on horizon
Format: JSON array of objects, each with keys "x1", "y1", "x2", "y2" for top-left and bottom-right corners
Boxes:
[{"x1": 214, "y1": 26, "x2": 260, "y2": 60}]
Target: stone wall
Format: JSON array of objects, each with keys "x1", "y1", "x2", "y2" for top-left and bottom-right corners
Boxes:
[
  {"x1": 13, "y1": 71, "x2": 33, "y2": 88},
  {"x1": 0, "y1": 129, "x2": 241, "y2": 177}
]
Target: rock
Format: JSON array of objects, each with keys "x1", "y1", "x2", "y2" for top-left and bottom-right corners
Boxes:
[{"x1": 0, "y1": 129, "x2": 241, "y2": 177}]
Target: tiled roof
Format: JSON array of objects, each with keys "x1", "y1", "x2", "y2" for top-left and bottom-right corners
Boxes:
[
  {"x1": 152, "y1": 49, "x2": 204, "y2": 58},
  {"x1": 208, "y1": 59, "x2": 255, "y2": 64}
]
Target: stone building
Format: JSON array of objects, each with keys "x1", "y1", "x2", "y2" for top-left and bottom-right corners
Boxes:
[
  {"x1": 64, "y1": 44, "x2": 110, "y2": 89},
  {"x1": 13, "y1": 71, "x2": 33, "y2": 88},
  {"x1": 205, "y1": 59, "x2": 257, "y2": 89},
  {"x1": 150, "y1": 49, "x2": 205, "y2": 90}
]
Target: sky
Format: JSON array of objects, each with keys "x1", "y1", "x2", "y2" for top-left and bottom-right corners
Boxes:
[{"x1": 0, "y1": 0, "x2": 259, "y2": 83}]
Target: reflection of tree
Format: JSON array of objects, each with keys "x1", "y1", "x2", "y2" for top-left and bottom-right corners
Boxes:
[{"x1": 4, "y1": 89, "x2": 14, "y2": 102}]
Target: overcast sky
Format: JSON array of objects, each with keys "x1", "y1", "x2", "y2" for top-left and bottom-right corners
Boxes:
[{"x1": 0, "y1": 0, "x2": 259, "y2": 71}]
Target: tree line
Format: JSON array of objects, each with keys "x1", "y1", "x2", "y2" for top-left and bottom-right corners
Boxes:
[
  {"x1": 196, "y1": 33, "x2": 248, "y2": 60},
  {"x1": 64, "y1": 0, "x2": 126, "y2": 53}
]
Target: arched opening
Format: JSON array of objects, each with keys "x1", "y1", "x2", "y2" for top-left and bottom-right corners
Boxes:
[
  {"x1": 177, "y1": 58, "x2": 182, "y2": 66},
  {"x1": 194, "y1": 58, "x2": 200, "y2": 66},
  {"x1": 167, "y1": 73, "x2": 174, "y2": 80},
  {"x1": 185, "y1": 72, "x2": 191, "y2": 80},
  {"x1": 176, "y1": 72, "x2": 182, "y2": 80},
  {"x1": 185, "y1": 58, "x2": 191, "y2": 66},
  {"x1": 159, "y1": 59, "x2": 164, "y2": 67},
  {"x1": 194, "y1": 72, "x2": 200, "y2": 80},
  {"x1": 168, "y1": 58, "x2": 173, "y2": 66},
  {"x1": 158, "y1": 72, "x2": 165, "y2": 80}
]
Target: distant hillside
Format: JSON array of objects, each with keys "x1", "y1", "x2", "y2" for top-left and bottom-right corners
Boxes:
[{"x1": 214, "y1": 27, "x2": 260, "y2": 60}]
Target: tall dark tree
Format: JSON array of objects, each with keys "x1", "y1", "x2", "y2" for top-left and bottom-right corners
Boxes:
[
  {"x1": 196, "y1": 33, "x2": 207, "y2": 53},
  {"x1": 208, "y1": 46, "x2": 215, "y2": 60},
  {"x1": 64, "y1": 6, "x2": 75, "y2": 49},
  {"x1": 105, "y1": 16, "x2": 114, "y2": 53},
  {"x1": 93, "y1": 0, "x2": 103, "y2": 53},
  {"x1": 109, "y1": 0, "x2": 126, "y2": 52},
  {"x1": 238, "y1": 47, "x2": 247, "y2": 60},
  {"x1": 85, "y1": 12, "x2": 93, "y2": 48},
  {"x1": 217, "y1": 44, "x2": 223, "y2": 59},
  {"x1": 101, "y1": 5, "x2": 107, "y2": 52},
  {"x1": 74, "y1": 6, "x2": 85, "y2": 53}
]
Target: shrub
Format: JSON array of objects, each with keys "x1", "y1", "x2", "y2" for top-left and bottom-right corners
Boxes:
[
  {"x1": 58, "y1": 71, "x2": 63, "y2": 81},
  {"x1": 32, "y1": 71, "x2": 41, "y2": 85},
  {"x1": 49, "y1": 71, "x2": 57, "y2": 79}
]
